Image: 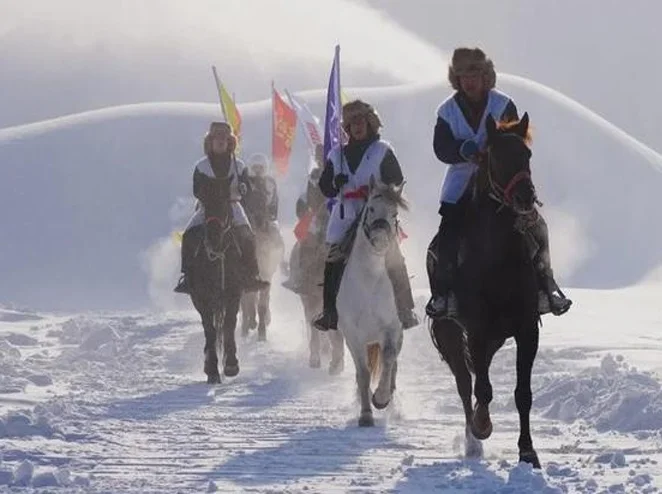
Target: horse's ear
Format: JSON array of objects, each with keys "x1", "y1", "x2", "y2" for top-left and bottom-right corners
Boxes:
[
  {"x1": 515, "y1": 112, "x2": 529, "y2": 138},
  {"x1": 486, "y1": 114, "x2": 497, "y2": 139}
]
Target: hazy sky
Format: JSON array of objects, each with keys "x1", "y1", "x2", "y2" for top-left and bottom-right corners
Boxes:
[{"x1": 1, "y1": 0, "x2": 660, "y2": 310}]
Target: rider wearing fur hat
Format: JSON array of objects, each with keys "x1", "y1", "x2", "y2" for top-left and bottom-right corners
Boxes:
[
  {"x1": 313, "y1": 100, "x2": 419, "y2": 332},
  {"x1": 174, "y1": 122, "x2": 269, "y2": 294},
  {"x1": 426, "y1": 47, "x2": 572, "y2": 319}
]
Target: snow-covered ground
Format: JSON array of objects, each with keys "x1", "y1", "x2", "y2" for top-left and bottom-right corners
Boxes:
[{"x1": 1, "y1": 282, "x2": 662, "y2": 493}]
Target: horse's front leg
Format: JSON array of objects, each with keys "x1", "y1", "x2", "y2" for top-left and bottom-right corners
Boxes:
[
  {"x1": 515, "y1": 326, "x2": 541, "y2": 468},
  {"x1": 202, "y1": 310, "x2": 220, "y2": 384},
  {"x1": 353, "y1": 349, "x2": 373, "y2": 427},
  {"x1": 470, "y1": 337, "x2": 495, "y2": 440},
  {"x1": 372, "y1": 338, "x2": 398, "y2": 410},
  {"x1": 222, "y1": 294, "x2": 241, "y2": 377}
]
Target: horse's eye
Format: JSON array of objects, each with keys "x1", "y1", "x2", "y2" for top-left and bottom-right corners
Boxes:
[{"x1": 369, "y1": 207, "x2": 375, "y2": 213}]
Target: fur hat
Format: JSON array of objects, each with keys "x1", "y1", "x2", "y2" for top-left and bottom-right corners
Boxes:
[
  {"x1": 447, "y1": 47, "x2": 496, "y2": 91},
  {"x1": 247, "y1": 152, "x2": 270, "y2": 175},
  {"x1": 342, "y1": 99, "x2": 382, "y2": 134},
  {"x1": 204, "y1": 121, "x2": 237, "y2": 155}
]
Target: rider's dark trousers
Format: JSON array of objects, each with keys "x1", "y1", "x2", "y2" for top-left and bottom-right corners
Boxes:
[{"x1": 431, "y1": 194, "x2": 470, "y2": 297}]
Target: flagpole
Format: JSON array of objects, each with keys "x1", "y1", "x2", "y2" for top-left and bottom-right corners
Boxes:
[
  {"x1": 271, "y1": 80, "x2": 276, "y2": 175},
  {"x1": 335, "y1": 45, "x2": 346, "y2": 220}
]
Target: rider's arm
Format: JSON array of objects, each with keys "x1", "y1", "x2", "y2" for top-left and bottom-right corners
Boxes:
[
  {"x1": 433, "y1": 117, "x2": 465, "y2": 164},
  {"x1": 193, "y1": 168, "x2": 216, "y2": 205},
  {"x1": 318, "y1": 159, "x2": 338, "y2": 198},
  {"x1": 295, "y1": 195, "x2": 308, "y2": 219},
  {"x1": 268, "y1": 178, "x2": 279, "y2": 220},
  {"x1": 380, "y1": 149, "x2": 404, "y2": 186}
]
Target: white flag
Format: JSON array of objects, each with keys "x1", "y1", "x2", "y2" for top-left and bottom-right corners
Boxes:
[{"x1": 285, "y1": 90, "x2": 323, "y2": 155}]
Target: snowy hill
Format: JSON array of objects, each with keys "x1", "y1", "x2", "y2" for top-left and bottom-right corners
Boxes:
[{"x1": 1, "y1": 77, "x2": 661, "y2": 310}]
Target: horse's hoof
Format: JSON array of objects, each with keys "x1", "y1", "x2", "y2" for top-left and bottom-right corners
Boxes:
[
  {"x1": 372, "y1": 393, "x2": 390, "y2": 410},
  {"x1": 358, "y1": 413, "x2": 374, "y2": 427},
  {"x1": 207, "y1": 373, "x2": 221, "y2": 384},
  {"x1": 249, "y1": 320, "x2": 257, "y2": 330},
  {"x1": 257, "y1": 330, "x2": 267, "y2": 342},
  {"x1": 519, "y1": 450, "x2": 541, "y2": 469},
  {"x1": 223, "y1": 364, "x2": 239, "y2": 377},
  {"x1": 328, "y1": 360, "x2": 344, "y2": 376},
  {"x1": 471, "y1": 405, "x2": 493, "y2": 440},
  {"x1": 465, "y1": 432, "x2": 484, "y2": 459},
  {"x1": 309, "y1": 355, "x2": 321, "y2": 369}
]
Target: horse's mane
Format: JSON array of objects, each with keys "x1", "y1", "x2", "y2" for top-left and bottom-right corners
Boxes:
[
  {"x1": 377, "y1": 185, "x2": 409, "y2": 211},
  {"x1": 497, "y1": 119, "x2": 533, "y2": 146}
]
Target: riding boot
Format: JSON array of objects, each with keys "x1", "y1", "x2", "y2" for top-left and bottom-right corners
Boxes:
[
  {"x1": 236, "y1": 225, "x2": 270, "y2": 293},
  {"x1": 174, "y1": 227, "x2": 200, "y2": 294},
  {"x1": 537, "y1": 267, "x2": 572, "y2": 316},
  {"x1": 312, "y1": 260, "x2": 345, "y2": 331},
  {"x1": 526, "y1": 212, "x2": 572, "y2": 316},
  {"x1": 386, "y1": 243, "x2": 419, "y2": 329},
  {"x1": 425, "y1": 206, "x2": 462, "y2": 319}
]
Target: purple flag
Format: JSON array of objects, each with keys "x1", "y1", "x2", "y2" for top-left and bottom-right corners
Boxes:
[{"x1": 323, "y1": 45, "x2": 342, "y2": 162}]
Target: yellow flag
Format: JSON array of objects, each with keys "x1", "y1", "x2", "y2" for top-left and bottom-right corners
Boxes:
[
  {"x1": 341, "y1": 89, "x2": 350, "y2": 106},
  {"x1": 212, "y1": 66, "x2": 242, "y2": 148}
]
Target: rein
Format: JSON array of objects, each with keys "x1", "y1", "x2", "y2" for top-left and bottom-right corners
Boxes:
[
  {"x1": 203, "y1": 214, "x2": 233, "y2": 289},
  {"x1": 485, "y1": 144, "x2": 541, "y2": 213}
]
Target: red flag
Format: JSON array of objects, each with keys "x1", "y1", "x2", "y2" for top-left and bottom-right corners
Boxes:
[{"x1": 272, "y1": 87, "x2": 297, "y2": 177}]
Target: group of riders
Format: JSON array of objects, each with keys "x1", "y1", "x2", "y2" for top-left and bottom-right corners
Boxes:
[{"x1": 174, "y1": 46, "x2": 572, "y2": 329}]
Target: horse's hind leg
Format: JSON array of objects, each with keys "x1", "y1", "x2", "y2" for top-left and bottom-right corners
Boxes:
[
  {"x1": 202, "y1": 311, "x2": 220, "y2": 384},
  {"x1": 221, "y1": 295, "x2": 241, "y2": 377},
  {"x1": 352, "y1": 349, "x2": 373, "y2": 427},
  {"x1": 240, "y1": 293, "x2": 257, "y2": 337},
  {"x1": 328, "y1": 330, "x2": 344, "y2": 376},
  {"x1": 257, "y1": 286, "x2": 269, "y2": 342},
  {"x1": 515, "y1": 326, "x2": 541, "y2": 469}
]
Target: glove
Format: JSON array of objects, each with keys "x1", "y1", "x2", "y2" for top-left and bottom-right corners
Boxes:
[
  {"x1": 238, "y1": 182, "x2": 248, "y2": 196},
  {"x1": 333, "y1": 173, "x2": 349, "y2": 189},
  {"x1": 459, "y1": 140, "x2": 479, "y2": 161}
]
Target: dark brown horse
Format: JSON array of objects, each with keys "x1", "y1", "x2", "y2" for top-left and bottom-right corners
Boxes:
[
  {"x1": 428, "y1": 113, "x2": 543, "y2": 468},
  {"x1": 188, "y1": 176, "x2": 243, "y2": 384}
]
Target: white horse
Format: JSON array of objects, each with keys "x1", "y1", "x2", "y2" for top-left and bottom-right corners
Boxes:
[{"x1": 337, "y1": 177, "x2": 407, "y2": 427}]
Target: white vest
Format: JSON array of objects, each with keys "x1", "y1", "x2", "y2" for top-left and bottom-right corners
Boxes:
[
  {"x1": 437, "y1": 89, "x2": 511, "y2": 204},
  {"x1": 185, "y1": 156, "x2": 249, "y2": 230},
  {"x1": 325, "y1": 140, "x2": 390, "y2": 244}
]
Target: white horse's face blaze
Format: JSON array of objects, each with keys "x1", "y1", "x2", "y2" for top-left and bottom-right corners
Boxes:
[{"x1": 363, "y1": 187, "x2": 400, "y2": 255}]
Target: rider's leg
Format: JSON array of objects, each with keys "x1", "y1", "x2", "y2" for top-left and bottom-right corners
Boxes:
[
  {"x1": 235, "y1": 224, "x2": 270, "y2": 292},
  {"x1": 282, "y1": 242, "x2": 303, "y2": 293},
  {"x1": 528, "y1": 212, "x2": 572, "y2": 316},
  {"x1": 385, "y1": 241, "x2": 420, "y2": 329},
  {"x1": 312, "y1": 245, "x2": 345, "y2": 331},
  {"x1": 425, "y1": 201, "x2": 464, "y2": 318},
  {"x1": 174, "y1": 226, "x2": 202, "y2": 293}
]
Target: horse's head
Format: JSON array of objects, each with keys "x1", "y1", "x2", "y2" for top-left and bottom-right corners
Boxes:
[
  {"x1": 361, "y1": 175, "x2": 408, "y2": 255},
  {"x1": 484, "y1": 113, "x2": 537, "y2": 214}
]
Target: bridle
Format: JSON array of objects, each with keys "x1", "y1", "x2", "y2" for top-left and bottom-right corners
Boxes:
[{"x1": 485, "y1": 133, "x2": 540, "y2": 214}]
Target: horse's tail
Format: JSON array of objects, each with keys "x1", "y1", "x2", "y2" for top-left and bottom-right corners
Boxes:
[{"x1": 367, "y1": 342, "x2": 381, "y2": 385}]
